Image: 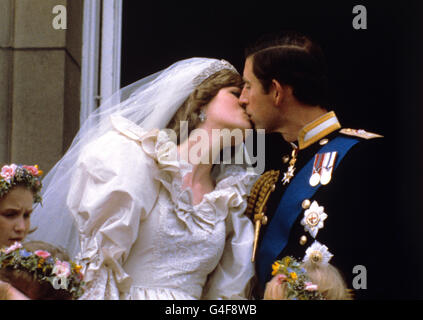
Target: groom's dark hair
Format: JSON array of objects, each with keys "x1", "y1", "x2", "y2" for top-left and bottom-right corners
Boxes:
[{"x1": 245, "y1": 31, "x2": 329, "y2": 107}]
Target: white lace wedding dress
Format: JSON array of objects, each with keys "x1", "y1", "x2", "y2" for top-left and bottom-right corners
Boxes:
[{"x1": 67, "y1": 116, "x2": 257, "y2": 300}]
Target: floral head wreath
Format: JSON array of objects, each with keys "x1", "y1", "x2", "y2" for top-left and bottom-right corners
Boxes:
[
  {"x1": 0, "y1": 242, "x2": 84, "y2": 299},
  {"x1": 271, "y1": 256, "x2": 325, "y2": 300},
  {"x1": 0, "y1": 164, "x2": 43, "y2": 204}
]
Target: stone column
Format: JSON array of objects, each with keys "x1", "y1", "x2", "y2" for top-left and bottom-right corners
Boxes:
[{"x1": 0, "y1": 0, "x2": 82, "y2": 173}]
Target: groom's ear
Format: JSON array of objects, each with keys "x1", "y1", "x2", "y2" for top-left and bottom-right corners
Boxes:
[{"x1": 271, "y1": 79, "x2": 284, "y2": 106}]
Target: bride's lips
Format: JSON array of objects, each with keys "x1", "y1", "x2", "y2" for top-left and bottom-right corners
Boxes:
[{"x1": 245, "y1": 113, "x2": 254, "y2": 123}]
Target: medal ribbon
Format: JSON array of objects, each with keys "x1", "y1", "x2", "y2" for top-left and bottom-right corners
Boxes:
[{"x1": 311, "y1": 153, "x2": 324, "y2": 176}]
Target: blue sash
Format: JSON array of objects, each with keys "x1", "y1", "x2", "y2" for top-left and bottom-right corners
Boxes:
[{"x1": 257, "y1": 136, "x2": 360, "y2": 286}]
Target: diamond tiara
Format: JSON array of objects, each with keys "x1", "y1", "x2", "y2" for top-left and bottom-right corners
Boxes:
[{"x1": 193, "y1": 59, "x2": 238, "y2": 87}]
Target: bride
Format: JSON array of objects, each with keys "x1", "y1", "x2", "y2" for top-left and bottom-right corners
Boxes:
[{"x1": 29, "y1": 58, "x2": 257, "y2": 300}]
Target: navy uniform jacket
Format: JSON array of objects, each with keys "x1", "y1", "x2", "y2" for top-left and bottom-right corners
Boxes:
[{"x1": 253, "y1": 111, "x2": 408, "y2": 299}]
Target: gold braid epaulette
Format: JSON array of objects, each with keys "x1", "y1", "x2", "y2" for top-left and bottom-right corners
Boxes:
[{"x1": 247, "y1": 170, "x2": 280, "y2": 262}]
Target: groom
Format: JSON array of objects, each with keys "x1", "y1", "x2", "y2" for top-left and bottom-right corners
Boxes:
[{"x1": 240, "y1": 32, "x2": 397, "y2": 299}]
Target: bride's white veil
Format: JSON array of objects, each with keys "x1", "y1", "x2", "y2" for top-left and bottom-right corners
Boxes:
[{"x1": 28, "y1": 58, "x2": 238, "y2": 258}]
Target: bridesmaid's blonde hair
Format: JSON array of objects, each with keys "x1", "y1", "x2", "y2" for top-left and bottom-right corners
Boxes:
[
  {"x1": 264, "y1": 260, "x2": 353, "y2": 300},
  {"x1": 301, "y1": 260, "x2": 353, "y2": 300}
]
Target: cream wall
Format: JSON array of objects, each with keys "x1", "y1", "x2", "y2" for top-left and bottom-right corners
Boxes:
[{"x1": 0, "y1": 0, "x2": 83, "y2": 173}]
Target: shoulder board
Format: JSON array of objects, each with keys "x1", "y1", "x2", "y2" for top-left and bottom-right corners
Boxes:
[{"x1": 340, "y1": 128, "x2": 383, "y2": 140}]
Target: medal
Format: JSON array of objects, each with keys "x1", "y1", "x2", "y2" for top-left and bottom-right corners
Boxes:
[
  {"x1": 309, "y1": 153, "x2": 324, "y2": 187},
  {"x1": 300, "y1": 201, "x2": 328, "y2": 238},
  {"x1": 309, "y1": 173, "x2": 320, "y2": 187},
  {"x1": 281, "y1": 145, "x2": 298, "y2": 185},
  {"x1": 320, "y1": 152, "x2": 337, "y2": 185}
]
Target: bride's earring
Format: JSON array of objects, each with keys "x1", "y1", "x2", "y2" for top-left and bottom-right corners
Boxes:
[{"x1": 199, "y1": 110, "x2": 207, "y2": 122}]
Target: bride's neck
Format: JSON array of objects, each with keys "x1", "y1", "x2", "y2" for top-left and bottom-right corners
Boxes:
[{"x1": 177, "y1": 127, "x2": 222, "y2": 184}]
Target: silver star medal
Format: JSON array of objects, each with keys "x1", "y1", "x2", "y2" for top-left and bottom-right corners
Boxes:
[
  {"x1": 300, "y1": 201, "x2": 328, "y2": 238},
  {"x1": 282, "y1": 166, "x2": 295, "y2": 185},
  {"x1": 282, "y1": 144, "x2": 298, "y2": 185},
  {"x1": 303, "y1": 240, "x2": 333, "y2": 265}
]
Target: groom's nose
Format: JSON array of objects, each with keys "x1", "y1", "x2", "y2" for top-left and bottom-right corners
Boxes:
[{"x1": 239, "y1": 88, "x2": 248, "y2": 107}]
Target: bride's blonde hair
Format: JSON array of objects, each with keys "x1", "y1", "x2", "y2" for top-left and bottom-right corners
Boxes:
[{"x1": 167, "y1": 69, "x2": 243, "y2": 144}]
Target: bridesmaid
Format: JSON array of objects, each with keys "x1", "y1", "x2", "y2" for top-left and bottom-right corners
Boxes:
[{"x1": 0, "y1": 164, "x2": 42, "y2": 248}]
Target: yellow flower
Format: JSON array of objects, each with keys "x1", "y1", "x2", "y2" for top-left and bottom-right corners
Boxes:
[
  {"x1": 74, "y1": 265, "x2": 83, "y2": 273},
  {"x1": 272, "y1": 262, "x2": 281, "y2": 276},
  {"x1": 37, "y1": 258, "x2": 45, "y2": 268},
  {"x1": 290, "y1": 272, "x2": 297, "y2": 280},
  {"x1": 34, "y1": 165, "x2": 43, "y2": 176},
  {"x1": 282, "y1": 256, "x2": 291, "y2": 266}
]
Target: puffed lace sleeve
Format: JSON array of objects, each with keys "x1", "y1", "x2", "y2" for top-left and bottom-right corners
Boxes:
[
  {"x1": 67, "y1": 116, "x2": 160, "y2": 300},
  {"x1": 202, "y1": 165, "x2": 258, "y2": 300}
]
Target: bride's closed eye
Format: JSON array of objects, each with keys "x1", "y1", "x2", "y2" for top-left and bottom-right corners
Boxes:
[{"x1": 231, "y1": 90, "x2": 241, "y2": 98}]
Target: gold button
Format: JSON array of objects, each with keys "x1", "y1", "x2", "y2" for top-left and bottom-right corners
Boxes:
[
  {"x1": 319, "y1": 139, "x2": 329, "y2": 146},
  {"x1": 282, "y1": 155, "x2": 290, "y2": 163},
  {"x1": 302, "y1": 199, "x2": 311, "y2": 209},
  {"x1": 299, "y1": 235, "x2": 307, "y2": 245}
]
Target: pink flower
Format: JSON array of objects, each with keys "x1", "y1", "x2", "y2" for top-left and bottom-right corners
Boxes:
[
  {"x1": 53, "y1": 260, "x2": 71, "y2": 278},
  {"x1": 5, "y1": 242, "x2": 22, "y2": 254},
  {"x1": 1, "y1": 164, "x2": 17, "y2": 181},
  {"x1": 23, "y1": 165, "x2": 39, "y2": 176},
  {"x1": 305, "y1": 282, "x2": 318, "y2": 291},
  {"x1": 276, "y1": 274, "x2": 288, "y2": 284},
  {"x1": 34, "y1": 250, "x2": 51, "y2": 259}
]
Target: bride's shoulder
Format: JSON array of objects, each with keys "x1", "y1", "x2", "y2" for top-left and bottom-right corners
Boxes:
[
  {"x1": 77, "y1": 117, "x2": 160, "y2": 171},
  {"x1": 84, "y1": 115, "x2": 162, "y2": 153},
  {"x1": 110, "y1": 115, "x2": 153, "y2": 141}
]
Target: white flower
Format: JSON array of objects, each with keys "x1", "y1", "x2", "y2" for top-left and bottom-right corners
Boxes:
[
  {"x1": 53, "y1": 260, "x2": 71, "y2": 278},
  {"x1": 303, "y1": 241, "x2": 333, "y2": 265},
  {"x1": 4, "y1": 242, "x2": 22, "y2": 254},
  {"x1": 301, "y1": 201, "x2": 327, "y2": 238},
  {"x1": 305, "y1": 282, "x2": 319, "y2": 291}
]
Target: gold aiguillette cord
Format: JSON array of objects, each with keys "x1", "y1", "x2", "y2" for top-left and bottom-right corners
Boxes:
[{"x1": 246, "y1": 170, "x2": 280, "y2": 262}]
